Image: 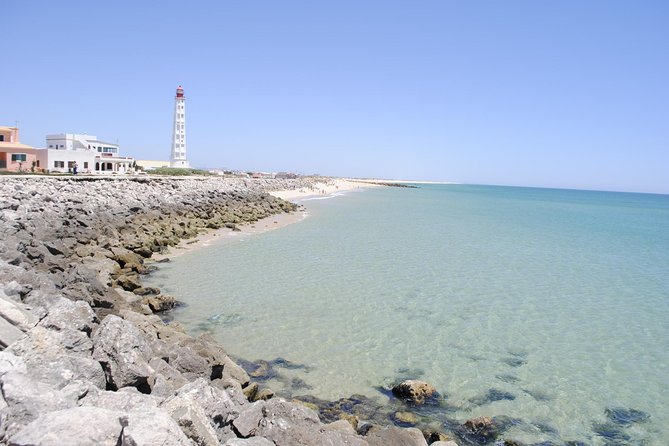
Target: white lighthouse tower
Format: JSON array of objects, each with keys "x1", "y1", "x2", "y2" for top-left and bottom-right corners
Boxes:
[{"x1": 170, "y1": 85, "x2": 189, "y2": 168}]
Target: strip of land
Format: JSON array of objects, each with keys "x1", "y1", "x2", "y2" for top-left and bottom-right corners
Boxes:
[{"x1": 0, "y1": 175, "x2": 451, "y2": 446}]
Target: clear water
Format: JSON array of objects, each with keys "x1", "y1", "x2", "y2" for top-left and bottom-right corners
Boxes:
[{"x1": 146, "y1": 185, "x2": 669, "y2": 444}]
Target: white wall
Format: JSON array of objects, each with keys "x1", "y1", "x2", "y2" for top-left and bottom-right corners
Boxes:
[{"x1": 37, "y1": 149, "x2": 96, "y2": 173}]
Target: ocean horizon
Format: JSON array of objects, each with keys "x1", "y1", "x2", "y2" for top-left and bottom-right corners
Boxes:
[{"x1": 147, "y1": 183, "x2": 669, "y2": 445}]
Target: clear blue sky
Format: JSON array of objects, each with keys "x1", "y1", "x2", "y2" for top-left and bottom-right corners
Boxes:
[{"x1": 3, "y1": 1, "x2": 668, "y2": 193}]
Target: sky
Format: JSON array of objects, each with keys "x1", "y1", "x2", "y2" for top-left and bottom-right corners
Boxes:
[{"x1": 3, "y1": 1, "x2": 668, "y2": 193}]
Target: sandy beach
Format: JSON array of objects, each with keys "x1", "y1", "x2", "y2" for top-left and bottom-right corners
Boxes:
[
  {"x1": 151, "y1": 210, "x2": 308, "y2": 261},
  {"x1": 152, "y1": 178, "x2": 380, "y2": 260},
  {"x1": 268, "y1": 178, "x2": 382, "y2": 201}
]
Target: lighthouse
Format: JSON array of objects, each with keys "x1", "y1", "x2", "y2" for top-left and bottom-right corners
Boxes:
[{"x1": 170, "y1": 85, "x2": 189, "y2": 168}]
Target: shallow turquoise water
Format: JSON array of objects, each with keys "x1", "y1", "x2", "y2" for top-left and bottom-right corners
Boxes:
[{"x1": 147, "y1": 185, "x2": 669, "y2": 444}]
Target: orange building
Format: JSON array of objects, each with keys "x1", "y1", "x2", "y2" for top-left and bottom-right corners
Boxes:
[{"x1": 0, "y1": 126, "x2": 41, "y2": 172}]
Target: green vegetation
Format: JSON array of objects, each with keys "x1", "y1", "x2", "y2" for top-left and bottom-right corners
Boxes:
[{"x1": 148, "y1": 167, "x2": 215, "y2": 176}]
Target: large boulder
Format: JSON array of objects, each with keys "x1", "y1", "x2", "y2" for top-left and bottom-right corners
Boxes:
[
  {"x1": 0, "y1": 351, "x2": 26, "y2": 377},
  {"x1": 115, "y1": 274, "x2": 142, "y2": 292},
  {"x1": 365, "y1": 426, "x2": 428, "y2": 446},
  {"x1": 24, "y1": 354, "x2": 106, "y2": 390},
  {"x1": 233, "y1": 399, "x2": 369, "y2": 446},
  {"x1": 148, "y1": 358, "x2": 188, "y2": 399},
  {"x1": 79, "y1": 386, "x2": 158, "y2": 412},
  {"x1": 91, "y1": 315, "x2": 154, "y2": 391},
  {"x1": 162, "y1": 378, "x2": 239, "y2": 443},
  {"x1": 111, "y1": 247, "x2": 144, "y2": 270},
  {"x1": 458, "y1": 416, "x2": 499, "y2": 444},
  {"x1": 8, "y1": 326, "x2": 92, "y2": 358},
  {"x1": 0, "y1": 296, "x2": 38, "y2": 331},
  {"x1": 38, "y1": 297, "x2": 97, "y2": 334},
  {"x1": 0, "y1": 371, "x2": 78, "y2": 438},
  {"x1": 391, "y1": 380, "x2": 437, "y2": 404},
  {"x1": 162, "y1": 398, "x2": 220, "y2": 446},
  {"x1": 7, "y1": 407, "x2": 124, "y2": 446},
  {"x1": 143, "y1": 294, "x2": 177, "y2": 312},
  {"x1": 171, "y1": 345, "x2": 212, "y2": 380},
  {"x1": 120, "y1": 408, "x2": 192, "y2": 446},
  {"x1": 0, "y1": 317, "x2": 25, "y2": 349}
]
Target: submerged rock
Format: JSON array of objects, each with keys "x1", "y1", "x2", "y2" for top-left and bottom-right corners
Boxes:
[
  {"x1": 393, "y1": 411, "x2": 419, "y2": 426},
  {"x1": 604, "y1": 407, "x2": 651, "y2": 426},
  {"x1": 458, "y1": 416, "x2": 499, "y2": 444},
  {"x1": 469, "y1": 388, "x2": 516, "y2": 406},
  {"x1": 392, "y1": 380, "x2": 438, "y2": 405}
]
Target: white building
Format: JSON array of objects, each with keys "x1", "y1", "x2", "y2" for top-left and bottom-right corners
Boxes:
[
  {"x1": 39, "y1": 133, "x2": 134, "y2": 174},
  {"x1": 170, "y1": 85, "x2": 189, "y2": 168},
  {"x1": 46, "y1": 133, "x2": 119, "y2": 155}
]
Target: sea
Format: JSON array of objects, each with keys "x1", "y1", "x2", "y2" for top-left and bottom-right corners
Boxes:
[{"x1": 145, "y1": 184, "x2": 669, "y2": 445}]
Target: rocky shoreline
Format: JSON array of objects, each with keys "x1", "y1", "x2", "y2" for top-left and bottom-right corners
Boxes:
[{"x1": 0, "y1": 175, "x2": 475, "y2": 446}]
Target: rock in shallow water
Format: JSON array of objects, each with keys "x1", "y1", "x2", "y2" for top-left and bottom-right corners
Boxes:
[
  {"x1": 605, "y1": 407, "x2": 651, "y2": 426},
  {"x1": 392, "y1": 380, "x2": 438, "y2": 405}
]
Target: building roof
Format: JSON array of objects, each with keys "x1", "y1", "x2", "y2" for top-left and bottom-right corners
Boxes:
[
  {"x1": 0, "y1": 142, "x2": 37, "y2": 150},
  {"x1": 87, "y1": 140, "x2": 118, "y2": 146}
]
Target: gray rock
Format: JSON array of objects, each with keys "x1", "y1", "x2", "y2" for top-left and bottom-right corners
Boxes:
[
  {"x1": 164, "y1": 400, "x2": 220, "y2": 446},
  {"x1": 172, "y1": 345, "x2": 211, "y2": 380},
  {"x1": 148, "y1": 358, "x2": 188, "y2": 397},
  {"x1": 150, "y1": 374, "x2": 175, "y2": 401},
  {"x1": 2, "y1": 281, "x2": 30, "y2": 300},
  {"x1": 224, "y1": 438, "x2": 276, "y2": 446},
  {"x1": 0, "y1": 351, "x2": 26, "y2": 377},
  {"x1": 92, "y1": 315, "x2": 154, "y2": 391},
  {"x1": 25, "y1": 354, "x2": 106, "y2": 390},
  {"x1": 325, "y1": 419, "x2": 358, "y2": 435},
  {"x1": 365, "y1": 426, "x2": 428, "y2": 446},
  {"x1": 38, "y1": 297, "x2": 97, "y2": 334},
  {"x1": 164, "y1": 378, "x2": 239, "y2": 428},
  {"x1": 232, "y1": 401, "x2": 265, "y2": 437},
  {"x1": 121, "y1": 408, "x2": 192, "y2": 446},
  {"x1": 115, "y1": 274, "x2": 142, "y2": 291},
  {"x1": 221, "y1": 355, "x2": 251, "y2": 386},
  {"x1": 431, "y1": 441, "x2": 459, "y2": 446},
  {"x1": 1, "y1": 371, "x2": 77, "y2": 436},
  {"x1": 0, "y1": 317, "x2": 26, "y2": 348},
  {"x1": 251, "y1": 399, "x2": 369, "y2": 446},
  {"x1": 0, "y1": 296, "x2": 38, "y2": 331},
  {"x1": 1, "y1": 390, "x2": 8, "y2": 438},
  {"x1": 8, "y1": 326, "x2": 93, "y2": 358},
  {"x1": 80, "y1": 386, "x2": 158, "y2": 411},
  {"x1": 7, "y1": 407, "x2": 124, "y2": 446}
]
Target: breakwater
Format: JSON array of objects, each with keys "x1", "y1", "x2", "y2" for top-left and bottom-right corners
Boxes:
[{"x1": 0, "y1": 176, "x2": 469, "y2": 446}]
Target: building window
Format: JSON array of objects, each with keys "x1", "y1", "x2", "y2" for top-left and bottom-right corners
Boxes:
[
  {"x1": 83, "y1": 162, "x2": 89, "y2": 169},
  {"x1": 0, "y1": 135, "x2": 4, "y2": 141},
  {"x1": 49, "y1": 145, "x2": 54, "y2": 148},
  {"x1": 36, "y1": 160, "x2": 40, "y2": 167},
  {"x1": 11, "y1": 154, "x2": 27, "y2": 162},
  {"x1": 60, "y1": 145, "x2": 64, "y2": 148},
  {"x1": 54, "y1": 161, "x2": 65, "y2": 168}
]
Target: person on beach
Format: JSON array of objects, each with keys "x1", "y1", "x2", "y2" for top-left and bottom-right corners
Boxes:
[{"x1": 73, "y1": 163, "x2": 78, "y2": 175}]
